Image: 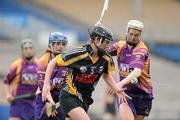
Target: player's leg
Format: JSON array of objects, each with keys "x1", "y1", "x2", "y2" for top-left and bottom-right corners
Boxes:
[
  {"x1": 119, "y1": 103, "x2": 134, "y2": 120},
  {"x1": 67, "y1": 107, "x2": 90, "y2": 120},
  {"x1": 20, "y1": 101, "x2": 35, "y2": 120},
  {"x1": 60, "y1": 91, "x2": 90, "y2": 120},
  {"x1": 9, "y1": 117, "x2": 21, "y2": 120},
  {"x1": 65, "y1": 117, "x2": 72, "y2": 120},
  {"x1": 9, "y1": 101, "x2": 22, "y2": 120},
  {"x1": 134, "y1": 115, "x2": 144, "y2": 120}
]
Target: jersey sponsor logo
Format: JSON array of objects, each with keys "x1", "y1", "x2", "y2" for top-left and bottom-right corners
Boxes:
[
  {"x1": 75, "y1": 73, "x2": 99, "y2": 84},
  {"x1": 51, "y1": 77, "x2": 64, "y2": 85},
  {"x1": 22, "y1": 73, "x2": 38, "y2": 84},
  {"x1": 126, "y1": 54, "x2": 131, "y2": 57},
  {"x1": 119, "y1": 63, "x2": 130, "y2": 77},
  {"x1": 135, "y1": 55, "x2": 141, "y2": 60},
  {"x1": 80, "y1": 66, "x2": 88, "y2": 73}
]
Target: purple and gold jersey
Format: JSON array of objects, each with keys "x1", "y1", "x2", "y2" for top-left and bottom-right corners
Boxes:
[
  {"x1": 37, "y1": 52, "x2": 67, "y2": 98},
  {"x1": 3, "y1": 59, "x2": 38, "y2": 102},
  {"x1": 55, "y1": 44, "x2": 115, "y2": 104},
  {"x1": 108, "y1": 40, "x2": 153, "y2": 95}
]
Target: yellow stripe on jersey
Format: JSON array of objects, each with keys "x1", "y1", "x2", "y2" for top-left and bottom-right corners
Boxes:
[
  {"x1": 102, "y1": 55, "x2": 115, "y2": 73},
  {"x1": 67, "y1": 73, "x2": 77, "y2": 96},
  {"x1": 88, "y1": 55, "x2": 99, "y2": 64},
  {"x1": 117, "y1": 41, "x2": 126, "y2": 57},
  {"x1": 12, "y1": 59, "x2": 22, "y2": 85},
  {"x1": 56, "y1": 53, "x2": 89, "y2": 67}
]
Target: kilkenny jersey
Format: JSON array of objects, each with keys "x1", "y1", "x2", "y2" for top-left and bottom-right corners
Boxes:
[
  {"x1": 108, "y1": 40, "x2": 153, "y2": 95},
  {"x1": 3, "y1": 59, "x2": 38, "y2": 102},
  {"x1": 55, "y1": 44, "x2": 115, "y2": 104}
]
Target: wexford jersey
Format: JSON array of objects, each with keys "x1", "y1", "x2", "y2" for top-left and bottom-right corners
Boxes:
[
  {"x1": 108, "y1": 40, "x2": 153, "y2": 95},
  {"x1": 55, "y1": 44, "x2": 115, "y2": 104},
  {"x1": 3, "y1": 59, "x2": 38, "y2": 102},
  {"x1": 38, "y1": 52, "x2": 67, "y2": 100}
]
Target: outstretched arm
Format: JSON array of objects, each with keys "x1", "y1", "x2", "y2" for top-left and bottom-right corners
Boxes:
[{"x1": 103, "y1": 73, "x2": 131, "y2": 103}]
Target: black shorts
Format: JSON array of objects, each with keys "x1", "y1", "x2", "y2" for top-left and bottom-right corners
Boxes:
[{"x1": 60, "y1": 90, "x2": 89, "y2": 117}]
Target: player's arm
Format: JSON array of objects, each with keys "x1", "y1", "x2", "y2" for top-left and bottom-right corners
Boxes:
[
  {"x1": 42, "y1": 58, "x2": 57, "y2": 102},
  {"x1": 103, "y1": 73, "x2": 131, "y2": 103},
  {"x1": 3, "y1": 62, "x2": 17, "y2": 103},
  {"x1": 119, "y1": 68, "x2": 142, "y2": 86},
  {"x1": 103, "y1": 73, "x2": 122, "y2": 93}
]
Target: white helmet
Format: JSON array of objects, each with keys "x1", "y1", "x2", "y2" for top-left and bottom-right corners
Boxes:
[{"x1": 127, "y1": 20, "x2": 144, "y2": 32}]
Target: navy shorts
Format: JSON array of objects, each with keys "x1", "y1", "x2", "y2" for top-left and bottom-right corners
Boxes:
[
  {"x1": 60, "y1": 90, "x2": 89, "y2": 118},
  {"x1": 10, "y1": 100, "x2": 34, "y2": 120},
  {"x1": 117, "y1": 92, "x2": 153, "y2": 116}
]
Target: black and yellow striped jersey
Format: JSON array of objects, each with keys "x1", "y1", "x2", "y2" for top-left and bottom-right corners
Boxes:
[{"x1": 55, "y1": 44, "x2": 115, "y2": 104}]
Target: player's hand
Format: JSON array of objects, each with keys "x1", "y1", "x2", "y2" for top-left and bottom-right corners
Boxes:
[
  {"x1": 116, "y1": 90, "x2": 132, "y2": 104},
  {"x1": 107, "y1": 87, "x2": 116, "y2": 96},
  {"x1": 42, "y1": 83, "x2": 50, "y2": 102},
  {"x1": 51, "y1": 110, "x2": 58, "y2": 117},
  {"x1": 116, "y1": 82, "x2": 131, "y2": 104},
  {"x1": 6, "y1": 93, "x2": 15, "y2": 104}
]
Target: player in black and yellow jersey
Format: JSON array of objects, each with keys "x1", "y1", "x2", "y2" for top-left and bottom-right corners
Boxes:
[{"x1": 42, "y1": 25, "x2": 131, "y2": 120}]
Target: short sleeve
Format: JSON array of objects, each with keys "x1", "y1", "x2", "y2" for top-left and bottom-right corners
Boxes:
[
  {"x1": 103, "y1": 55, "x2": 115, "y2": 74},
  {"x1": 3, "y1": 61, "x2": 18, "y2": 85},
  {"x1": 130, "y1": 48, "x2": 148, "y2": 69}
]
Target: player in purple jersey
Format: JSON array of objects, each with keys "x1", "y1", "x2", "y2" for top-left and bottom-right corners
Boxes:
[
  {"x1": 107, "y1": 20, "x2": 154, "y2": 120},
  {"x1": 3, "y1": 39, "x2": 38, "y2": 120},
  {"x1": 34, "y1": 32, "x2": 68, "y2": 120}
]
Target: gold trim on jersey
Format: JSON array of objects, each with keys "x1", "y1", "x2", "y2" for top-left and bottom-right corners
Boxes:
[
  {"x1": 66, "y1": 72, "x2": 77, "y2": 96},
  {"x1": 88, "y1": 55, "x2": 99, "y2": 64},
  {"x1": 56, "y1": 53, "x2": 89, "y2": 66},
  {"x1": 102, "y1": 55, "x2": 115, "y2": 73}
]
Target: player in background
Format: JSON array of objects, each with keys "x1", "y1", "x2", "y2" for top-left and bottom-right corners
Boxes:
[
  {"x1": 42, "y1": 25, "x2": 131, "y2": 120},
  {"x1": 34, "y1": 32, "x2": 68, "y2": 120},
  {"x1": 3, "y1": 39, "x2": 38, "y2": 120},
  {"x1": 107, "y1": 20, "x2": 154, "y2": 120}
]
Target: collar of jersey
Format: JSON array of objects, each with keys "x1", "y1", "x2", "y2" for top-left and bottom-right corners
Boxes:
[{"x1": 86, "y1": 44, "x2": 99, "y2": 64}]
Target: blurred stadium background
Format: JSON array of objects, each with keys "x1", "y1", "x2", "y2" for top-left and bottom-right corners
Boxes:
[{"x1": 0, "y1": 0, "x2": 180, "y2": 119}]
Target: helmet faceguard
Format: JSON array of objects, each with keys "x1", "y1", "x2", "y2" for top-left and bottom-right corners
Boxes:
[
  {"x1": 49, "y1": 32, "x2": 68, "y2": 45},
  {"x1": 90, "y1": 26, "x2": 113, "y2": 43},
  {"x1": 89, "y1": 26, "x2": 113, "y2": 55},
  {"x1": 126, "y1": 20, "x2": 144, "y2": 47},
  {"x1": 48, "y1": 32, "x2": 68, "y2": 55},
  {"x1": 21, "y1": 39, "x2": 34, "y2": 61},
  {"x1": 127, "y1": 20, "x2": 144, "y2": 32}
]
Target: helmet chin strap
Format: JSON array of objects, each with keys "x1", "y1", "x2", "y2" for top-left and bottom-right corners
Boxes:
[
  {"x1": 93, "y1": 37, "x2": 105, "y2": 56},
  {"x1": 96, "y1": 37, "x2": 103, "y2": 47}
]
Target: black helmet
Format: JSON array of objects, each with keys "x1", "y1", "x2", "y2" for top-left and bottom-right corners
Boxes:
[{"x1": 90, "y1": 26, "x2": 113, "y2": 42}]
